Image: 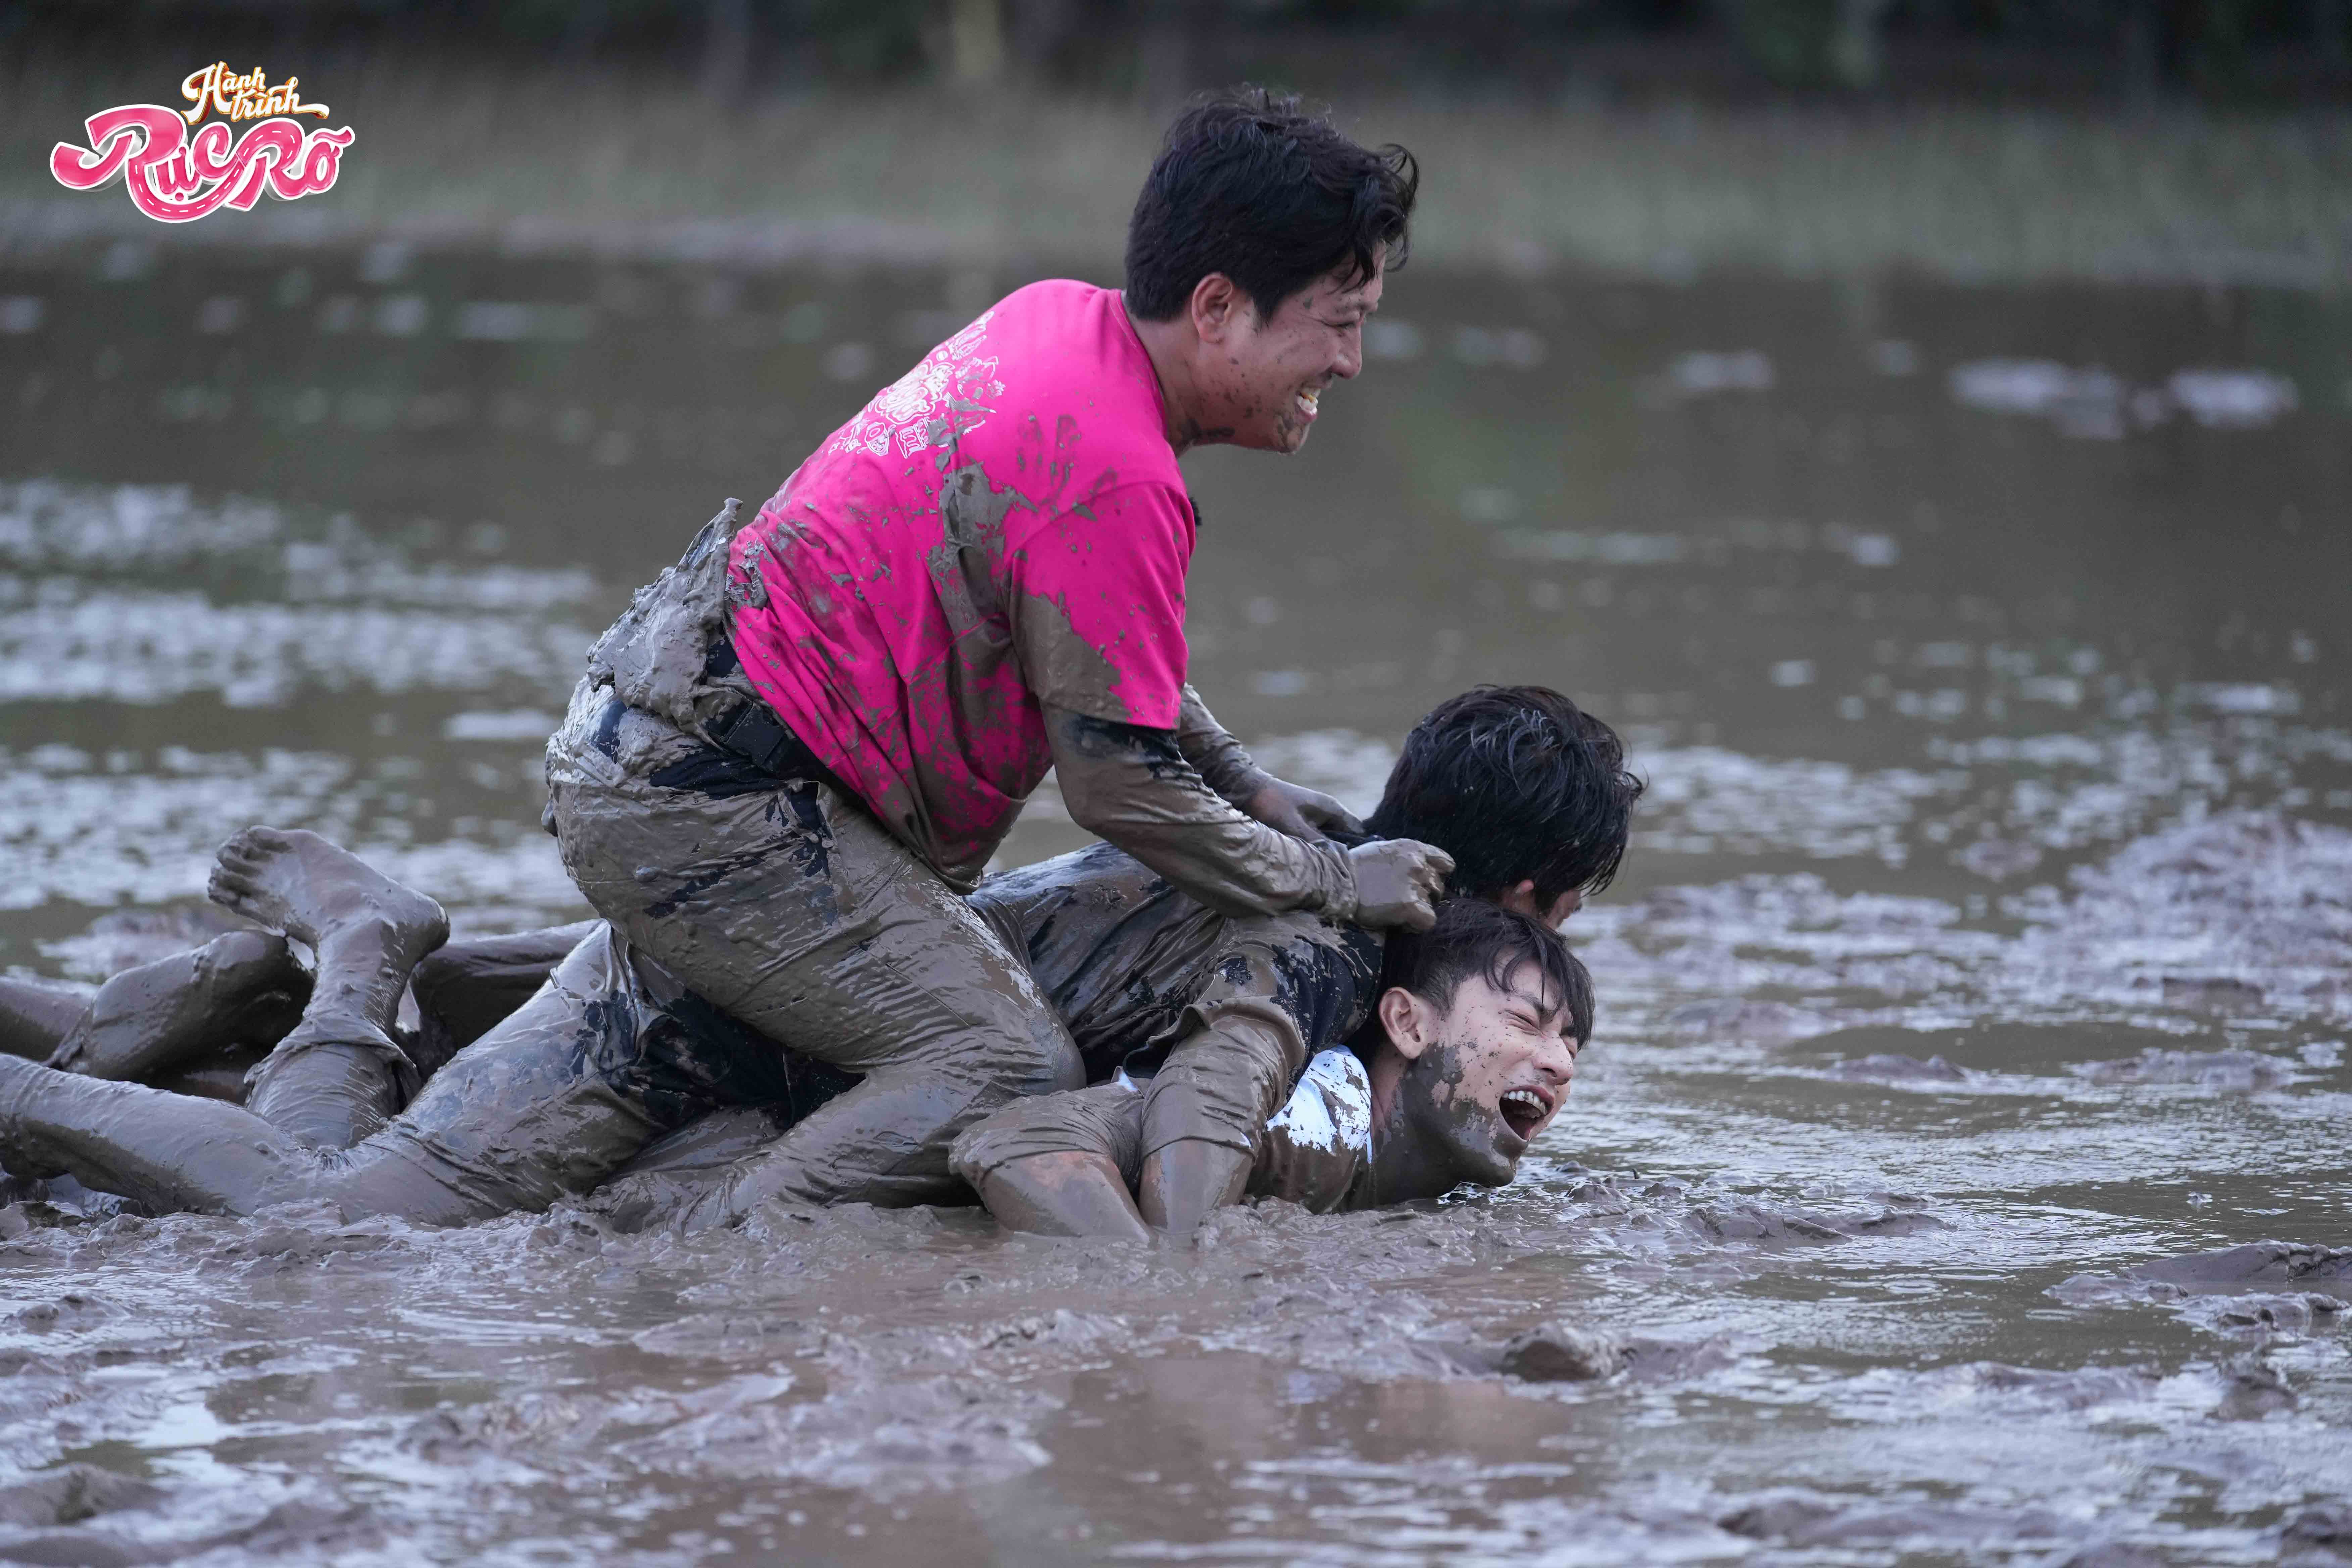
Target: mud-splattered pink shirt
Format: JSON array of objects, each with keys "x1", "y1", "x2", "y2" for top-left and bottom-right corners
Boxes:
[{"x1": 726, "y1": 281, "x2": 1195, "y2": 889}]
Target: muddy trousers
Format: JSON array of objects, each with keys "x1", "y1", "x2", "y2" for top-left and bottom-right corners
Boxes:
[
  {"x1": 0, "y1": 925, "x2": 845, "y2": 1223},
  {"x1": 544, "y1": 686, "x2": 1083, "y2": 1217}
]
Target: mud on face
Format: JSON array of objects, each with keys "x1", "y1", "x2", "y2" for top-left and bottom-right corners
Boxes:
[
  {"x1": 1385, "y1": 958, "x2": 1579, "y2": 1185},
  {"x1": 1219, "y1": 254, "x2": 1384, "y2": 454}
]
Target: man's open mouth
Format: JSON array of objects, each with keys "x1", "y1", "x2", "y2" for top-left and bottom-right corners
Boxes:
[
  {"x1": 1498, "y1": 1085, "x2": 1552, "y2": 1141},
  {"x1": 1293, "y1": 387, "x2": 1321, "y2": 419}
]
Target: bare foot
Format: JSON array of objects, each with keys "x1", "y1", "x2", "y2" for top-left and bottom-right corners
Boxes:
[
  {"x1": 48, "y1": 928, "x2": 306, "y2": 1080},
  {"x1": 208, "y1": 827, "x2": 448, "y2": 1057},
  {"x1": 210, "y1": 828, "x2": 442, "y2": 953}
]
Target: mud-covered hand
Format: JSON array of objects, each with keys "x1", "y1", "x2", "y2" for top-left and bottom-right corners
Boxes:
[
  {"x1": 1346, "y1": 838, "x2": 1455, "y2": 930},
  {"x1": 1240, "y1": 779, "x2": 1364, "y2": 843}
]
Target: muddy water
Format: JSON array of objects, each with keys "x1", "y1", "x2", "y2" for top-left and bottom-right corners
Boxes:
[{"x1": 0, "y1": 241, "x2": 2347, "y2": 1563}]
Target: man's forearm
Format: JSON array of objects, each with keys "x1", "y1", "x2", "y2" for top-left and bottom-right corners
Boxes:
[
  {"x1": 1172, "y1": 685, "x2": 1274, "y2": 806},
  {"x1": 1047, "y1": 705, "x2": 1356, "y2": 920},
  {"x1": 1134, "y1": 998, "x2": 1301, "y2": 1233}
]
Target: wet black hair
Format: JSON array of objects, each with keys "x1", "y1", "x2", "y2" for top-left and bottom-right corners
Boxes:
[
  {"x1": 1124, "y1": 87, "x2": 1418, "y2": 324},
  {"x1": 1377, "y1": 899, "x2": 1594, "y2": 1046},
  {"x1": 1365, "y1": 685, "x2": 1645, "y2": 911}
]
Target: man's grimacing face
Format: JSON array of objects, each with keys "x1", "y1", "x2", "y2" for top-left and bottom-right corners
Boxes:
[
  {"x1": 1215, "y1": 252, "x2": 1385, "y2": 453},
  {"x1": 1379, "y1": 960, "x2": 1581, "y2": 1186}
]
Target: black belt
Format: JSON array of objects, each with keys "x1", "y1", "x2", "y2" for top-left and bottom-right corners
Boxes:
[{"x1": 705, "y1": 700, "x2": 847, "y2": 796}]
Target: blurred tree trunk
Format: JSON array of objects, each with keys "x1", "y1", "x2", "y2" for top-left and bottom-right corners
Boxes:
[
  {"x1": 1721, "y1": 0, "x2": 1891, "y2": 88},
  {"x1": 2189, "y1": 0, "x2": 2253, "y2": 91},
  {"x1": 951, "y1": 0, "x2": 1008, "y2": 84},
  {"x1": 1006, "y1": 0, "x2": 1077, "y2": 81},
  {"x1": 559, "y1": 0, "x2": 610, "y2": 62},
  {"x1": 702, "y1": 0, "x2": 752, "y2": 105},
  {"x1": 1828, "y1": 0, "x2": 1888, "y2": 87},
  {"x1": 2119, "y1": 0, "x2": 2162, "y2": 101},
  {"x1": 1138, "y1": 0, "x2": 1194, "y2": 115},
  {"x1": 768, "y1": 0, "x2": 820, "y2": 89}
]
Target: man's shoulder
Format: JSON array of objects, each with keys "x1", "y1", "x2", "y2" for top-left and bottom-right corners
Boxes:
[
  {"x1": 978, "y1": 283, "x2": 1177, "y2": 483},
  {"x1": 1254, "y1": 1048, "x2": 1373, "y2": 1213},
  {"x1": 1266, "y1": 1050, "x2": 1373, "y2": 1156}
]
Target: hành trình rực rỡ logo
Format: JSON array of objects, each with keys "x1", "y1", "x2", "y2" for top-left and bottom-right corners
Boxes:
[{"x1": 49, "y1": 64, "x2": 355, "y2": 224}]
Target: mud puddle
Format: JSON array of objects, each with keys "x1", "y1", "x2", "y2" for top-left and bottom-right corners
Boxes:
[{"x1": 0, "y1": 244, "x2": 2347, "y2": 1562}]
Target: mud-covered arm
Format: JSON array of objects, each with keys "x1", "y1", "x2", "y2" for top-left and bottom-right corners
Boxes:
[
  {"x1": 1047, "y1": 703, "x2": 1357, "y2": 920},
  {"x1": 1173, "y1": 685, "x2": 1275, "y2": 806},
  {"x1": 1134, "y1": 993, "x2": 1303, "y2": 1232},
  {"x1": 1174, "y1": 686, "x2": 1365, "y2": 839}
]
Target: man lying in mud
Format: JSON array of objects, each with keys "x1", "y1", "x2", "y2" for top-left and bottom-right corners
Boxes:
[
  {"x1": 953, "y1": 897, "x2": 1588, "y2": 1241},
  {"x1": 537, "y1": 85, "x2": 1454, "y2": 1227},
  {"x1": 0, "y1": 687, "x2": 1637, "y2": 1231}
]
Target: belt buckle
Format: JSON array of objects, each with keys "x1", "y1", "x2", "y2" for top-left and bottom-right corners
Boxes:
[{"x1": 715, "y1": 702, "x2": 786, "y2": 776}]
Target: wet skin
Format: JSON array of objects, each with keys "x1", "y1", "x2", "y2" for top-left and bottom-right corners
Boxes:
[
  {"x1": 1128, "y1": 251, "x2": 1385, "y2": 457},
  {"x1": 1364, "y1": 960, "x2": 1580, "y2": 1196}
]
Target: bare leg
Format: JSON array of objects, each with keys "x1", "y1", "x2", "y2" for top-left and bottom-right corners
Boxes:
[
  {"x1": 208, "y1": 827, "x2": 448, "y2": 1148},
  {"x1": 0, "y1": 926, "x2": 719, "y2": 1224},
  {"x1": 47, "y1": 930, "x2": 307, "y2": 1081},
  {"x1": 7, "y1": 907, "x2": 584, "y2": 1115},
  {"x1": 0, "y1": 1050, "x2": 323, "y2": 1216}
]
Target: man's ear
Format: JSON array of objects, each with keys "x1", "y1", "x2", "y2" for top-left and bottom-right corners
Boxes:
[
  {"x1": 1377, "y1": 985, "x2": 1435, "y2": 1062},
  {"x1": 1496, "y1": 880, "x2": 1540, "y2": 918},
  {"x1": 1188, "y1": 272, "x2": 1244, "y2": 343}
]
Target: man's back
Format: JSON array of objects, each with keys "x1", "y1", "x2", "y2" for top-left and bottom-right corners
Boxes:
[{"x1": 727, "y1": 281, "x2": 1198, "y2": 888}]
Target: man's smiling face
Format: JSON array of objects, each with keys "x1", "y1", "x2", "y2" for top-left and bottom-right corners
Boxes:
[{"x1": 1212, "y1": 251, "x2": 1384, "y2": 453}]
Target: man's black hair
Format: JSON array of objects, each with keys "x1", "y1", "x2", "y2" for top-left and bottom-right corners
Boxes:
[
  {"x1": 1377, "y1": 898, "x2": 1594, "y2": 1047},
  {"x1": 1125, "y1": 87, "x2": 1417, "y2": 324},
  {"x1": 1365, "y1": 685, "x2": 1645, "y2": 911}
]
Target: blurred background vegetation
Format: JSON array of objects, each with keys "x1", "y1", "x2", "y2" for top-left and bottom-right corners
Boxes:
[
  {"x1": 4, "y1": 0, "x2": 2348, "y2": 282},
  {"x1": 8, "y1": 0, "x2": 2349, "y2": 102}
]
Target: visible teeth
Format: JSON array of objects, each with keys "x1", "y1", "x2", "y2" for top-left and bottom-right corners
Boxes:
[
  {"x1": 1296, "y1": 389, "x2": 1320, "y2": 414},
  {"x1": 1502, "y1": 1089, "x2": 1544, "y2": 1118}
]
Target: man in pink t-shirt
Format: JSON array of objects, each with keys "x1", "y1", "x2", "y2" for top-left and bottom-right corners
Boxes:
[{"x1": 544, "y1": 90, "x2": 1453, "y2": 1219}]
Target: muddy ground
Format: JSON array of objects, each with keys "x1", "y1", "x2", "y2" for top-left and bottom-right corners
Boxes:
[{"x1": 0, "y1": 243, "x2": 2345, "y2": 1562}]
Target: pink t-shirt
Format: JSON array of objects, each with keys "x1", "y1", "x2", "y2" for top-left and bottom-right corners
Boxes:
[{"x1": 727, "y1": 281, "x2": 1195, "y2": 889}]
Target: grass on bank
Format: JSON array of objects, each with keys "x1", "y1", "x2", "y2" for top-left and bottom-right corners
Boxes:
[{"x1": 7, "y1": 52, "x2": 2350, "y2": 285}]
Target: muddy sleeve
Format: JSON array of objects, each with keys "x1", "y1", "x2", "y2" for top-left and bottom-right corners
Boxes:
[
  {"x1": 1137, "y1": 995, "x2": 1304, "y2": 1163},
  {"x1": 1140, "y1": 915, "x2": 1382, "y2": 1172},
  {"x1": 1045, "y1": 704, "x2": 1357, "y2": 921},
  {"x1": 949, "y1": 1082, "x2": 1149, "y2": 1189},
  {"x1": 1173, "y1": 686, "x2": 1275, "y2": 807}
]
